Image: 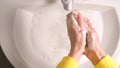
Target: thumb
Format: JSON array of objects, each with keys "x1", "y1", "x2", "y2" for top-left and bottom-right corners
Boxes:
[
  {"x1": 81, "y1": 30, "x2": 87, "y2": 46},
  {"x1": 86, "y1": 31, "x2": 95, "y2": 49}
]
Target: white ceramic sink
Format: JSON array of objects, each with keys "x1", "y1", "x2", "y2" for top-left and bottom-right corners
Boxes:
[
  {"x1": 0, "y1": 0, "x2": 120, "y2": 68},
  {"x1": 13, "y1": 1, "x2": 120, "y2": 68}
]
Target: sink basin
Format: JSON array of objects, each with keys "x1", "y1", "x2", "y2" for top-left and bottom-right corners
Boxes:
[{"x1": 13, "y1": 2, "x2": 119, "y2": 68}]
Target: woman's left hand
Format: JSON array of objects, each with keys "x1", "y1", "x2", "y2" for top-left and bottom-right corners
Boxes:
[{"x1": 66, "y1": 10, "x2": 87, "y2": 61}]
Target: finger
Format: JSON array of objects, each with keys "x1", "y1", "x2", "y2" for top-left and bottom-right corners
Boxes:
[
  {"x1": 84, "y1": 17, "x2": 96, "y2": 32},
  {"x1": 66, "y1": 11, "x2": 75, "y2": 26},
  {"x1": 86, "y1": 31, "x2": 96, "y2": 49},
  {"x1": 67, "y1": 10, "x2": 78, "y2": 19},
  {"x1": 77, "y1": 12, "x2": 84, "y2": 28},
  {"x1": 80, "y1": 30, "x2": 87, "y2": 46},
  {"x1": 86, "y1": 31, "x2": 93, "y2": 42},
  {"x1": 66, "y1": 11, "x2": 80, "y2": 32},
  {"x1": 66, "y1": 18, "x2": 79, "y2": 35}
]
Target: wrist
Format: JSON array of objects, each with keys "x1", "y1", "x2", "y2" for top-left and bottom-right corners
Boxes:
[
  {"x1": 85, "y1": 48, "x2": 106, "y2": 65},
  {"x1": 68, "y1": 44, "x2": 84, "y2": 62},
  {"x1": 68, "y1": 50, "x2": 82, "y2": 62}
]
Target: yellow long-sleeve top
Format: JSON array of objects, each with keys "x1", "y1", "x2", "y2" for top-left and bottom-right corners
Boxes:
[{"x1": 56, "y1": 55, "x2": 120, "y2": 68}]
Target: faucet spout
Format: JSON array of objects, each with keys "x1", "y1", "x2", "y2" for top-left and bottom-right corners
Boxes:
[{"x1": 61, "y1": 0, "x2": 73, "y2": 11}]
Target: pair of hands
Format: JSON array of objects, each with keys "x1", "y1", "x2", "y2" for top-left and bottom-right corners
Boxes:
[{"x1": 66, "y1": 11, "x2": 106, "y2": 65}]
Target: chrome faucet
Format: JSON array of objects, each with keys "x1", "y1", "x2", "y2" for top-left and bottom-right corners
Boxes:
[{"x1": 61, "y1": 0, "x2": 73, "y2": 11}]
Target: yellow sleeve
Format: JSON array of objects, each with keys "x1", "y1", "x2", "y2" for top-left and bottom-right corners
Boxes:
[
  {"x1": 95, "y1": 55, "x2": 120, "y2": 68},
  {"x1": 56, "y1": 56, "x2": 78, "y2": 68}
]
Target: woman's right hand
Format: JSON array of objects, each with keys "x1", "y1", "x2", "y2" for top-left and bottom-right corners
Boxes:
[{"x1": 84, "y1": 18, "x2": 106, "y2": 65}]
